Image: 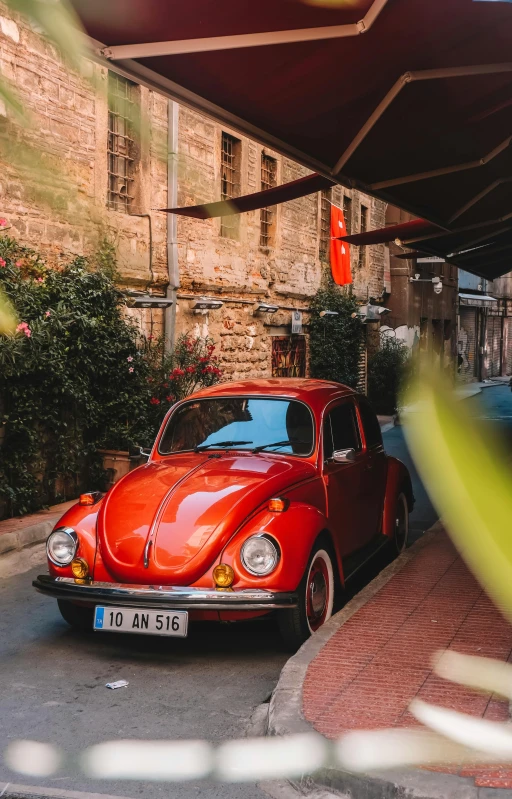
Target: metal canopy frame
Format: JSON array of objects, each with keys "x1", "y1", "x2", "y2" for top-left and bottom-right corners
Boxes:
[
  {"x1": 100, "y1": 0, "x2": 388, "y2": 60},
  {"x1": 74, "y1": 0, "x2": 512, "y2": 280}
]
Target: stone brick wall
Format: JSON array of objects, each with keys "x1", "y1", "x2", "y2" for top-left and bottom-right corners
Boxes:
[
  {"x1": 174, "y1": 108, "x2": 387, "y2": 380},
  {"x1": 0, "y1": 2, "x2": 168, "y2": 298},
  {"x1": 1, "y1": 3, "x2": 388, "y2": 379}
]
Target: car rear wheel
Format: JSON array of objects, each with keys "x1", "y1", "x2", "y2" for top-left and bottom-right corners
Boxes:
[
  {"x1": 394, "y1": 492, "x2": 409, "y2": 554},
  {"x1": 278, "y1": 542, "x2": 335, "y2": 651},
  {"x1": 57, "y1": 599, "x2": 94, "y2": 632}
]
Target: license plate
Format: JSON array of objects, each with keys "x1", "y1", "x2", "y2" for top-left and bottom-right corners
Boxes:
[{"x1": 93, "y1": 606, "x2": 188, "y2": 637}]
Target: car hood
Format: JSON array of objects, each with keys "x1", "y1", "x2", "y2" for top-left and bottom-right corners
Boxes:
[{"x1": 97, "y1": 453, "x2": 315, "y2": 584}]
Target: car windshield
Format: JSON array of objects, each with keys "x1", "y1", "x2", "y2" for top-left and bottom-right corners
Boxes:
[{"x1": 158, "y1": 397, "x2": 314, "y2": 456}]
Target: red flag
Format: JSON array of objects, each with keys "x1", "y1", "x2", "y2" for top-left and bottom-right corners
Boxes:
[{"x1": 330, "y1": 205, "x2": 352, "y2": 286}]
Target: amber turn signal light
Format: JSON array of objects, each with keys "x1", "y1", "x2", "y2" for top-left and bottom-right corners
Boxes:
[
  {"x1": 268, "y1": 497, "x2": 289, "y2": 512},
  {"x1": 79, "y1": 492, "x2": 102, "y2": 506},
  {"x1": 71, "y1": 557, "x2": 89, "y2": 579},
  {"x1": 213, "y1": 563, "x2": 235, "y2": 588}
]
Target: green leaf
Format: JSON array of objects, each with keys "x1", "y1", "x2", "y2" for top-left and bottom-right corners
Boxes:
[{"x1": 403, "y1": 373, "x2": 512, "y2": 620}]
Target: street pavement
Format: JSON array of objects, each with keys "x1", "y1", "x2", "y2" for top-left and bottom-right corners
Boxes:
[{"x1": 0, "y1": 385, "x2": 510, "y2": 799}]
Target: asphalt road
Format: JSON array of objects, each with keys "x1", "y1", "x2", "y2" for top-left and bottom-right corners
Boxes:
[{"x1": 0, "y1": 384, "x2": 510, "y2": 799}]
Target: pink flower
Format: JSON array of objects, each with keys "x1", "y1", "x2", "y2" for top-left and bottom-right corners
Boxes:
[
  {"x1": 16, "y1": 322, "x2": 31, "y2": 338},
  {"x1": 45, "y1": 310, "x2": 51, "y2": 318},
  {"x1": 0, "y1": 259, "x2": 6, "y2": 268},
  {"x1": 129, "y1": 367, "x2": 134, "y2": 373},
  {"x1": 15, "y1": 261, "x2": 22, "y2": 267},
  {"x1": 127, "y1": 356, "x2": 133, "y2": 362},
  {"x1": 0, "y1": 219, "x2": 7, "y2": 228},
  {"x1": 36, "y1": 277, "x2": 44, "y2": 283},
  {"x1": 148, "y1": 334, "x2": 154, "y2": 341}
]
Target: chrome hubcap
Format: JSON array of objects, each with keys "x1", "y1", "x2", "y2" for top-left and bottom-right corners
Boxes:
[{"x1": 310, "y1": 572, "x2": 327, "y2": 616}]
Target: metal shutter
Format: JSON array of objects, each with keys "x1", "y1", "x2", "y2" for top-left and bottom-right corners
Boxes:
[
  {"x1": 458, "y1": 308, "x2": 478, "y2": 381},
  {"x1": 505, "y1": 318, "x2": 512, "y2": 376},
  {"x1": 486, "y1": 315, "x2": 502, "y2": 378}
]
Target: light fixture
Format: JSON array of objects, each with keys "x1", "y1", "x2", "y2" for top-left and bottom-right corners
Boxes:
[
  {"x1": 71, "y1": 557, "x2": 89, "y2": 580},
  {"x1": 319, "y1": 310, "x2": 339, "y2": 318},
  {"x1": 357, "y1": 304, "x2": 391, "y2": 321},
  {"x1": 191, "y1": 297, "x2": 224, "y2": 312},
  {"x1": 46, "y1": 527, "x2": 78, "y2": 566},
  {"x1": 124, "y1": 291, "x2": 173, "y2": 309},
  {"x1": 241, "y1": 535, "x2": 280, "y2": 576},
  {"x1": 213, "y1": 563, "x2": 235, "y2": 588},
  {"x1": 254, "y1": 302, "x2": 279, "y2": 314}
]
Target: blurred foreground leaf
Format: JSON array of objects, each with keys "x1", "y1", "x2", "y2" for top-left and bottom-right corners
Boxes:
[
  {"x1": 0, "y1": 287, "x2": 18, "y2": 334},
  {"x1": 6, "y1": 0, "x2": 86, "y2": 71},
  {"x1": 404, "y1": 374, "x2": 512, "y2": 620}
]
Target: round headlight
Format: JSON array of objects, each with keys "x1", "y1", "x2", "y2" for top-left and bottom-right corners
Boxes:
[
  {"x1": 47, "y1": 527, "x2": 78, "y2": 566},
  {"x1": 241, "y1": 535, "x2": 279, "y2": 576}
]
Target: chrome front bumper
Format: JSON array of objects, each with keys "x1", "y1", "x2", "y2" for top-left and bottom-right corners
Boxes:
[{"x1": 33, "y1": 575, "x2": 298, "y2": 611}]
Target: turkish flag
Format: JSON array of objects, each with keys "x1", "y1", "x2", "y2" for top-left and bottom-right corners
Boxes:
[{"x1": 330, "y1": 206, "x2": 352, "y2": 286}]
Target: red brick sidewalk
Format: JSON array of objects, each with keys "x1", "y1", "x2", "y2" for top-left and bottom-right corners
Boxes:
[{"x1": 303, "y1": 529, "x2": 512, "y2": 789}]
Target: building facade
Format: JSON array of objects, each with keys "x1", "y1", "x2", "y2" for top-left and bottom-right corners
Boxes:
[
  {"x1": 382, "y1": 206, "x2": 458, "y2": 372},
  {"x1": 0, "y1": 2, "x2": 391, "y2": 383}
]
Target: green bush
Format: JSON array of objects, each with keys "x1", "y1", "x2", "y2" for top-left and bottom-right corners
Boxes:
[
  {"x1": 0, "y1": 237, "x2": 221, "y2": 516},
  {"x1": 308, "y1": 285, "x2": 365, "y2": 388},
  {"x1": 368, "y1": 336, "x2": 409, "y2": 415}
]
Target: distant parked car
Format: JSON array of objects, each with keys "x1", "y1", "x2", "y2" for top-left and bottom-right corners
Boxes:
[{"x1": 34, "y1": 379, "x2": 413, "y2": 649}]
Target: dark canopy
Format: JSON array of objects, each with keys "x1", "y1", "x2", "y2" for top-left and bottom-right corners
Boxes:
[{"x1": 71, "y1": 0, "x2": 512, "y2": 278}]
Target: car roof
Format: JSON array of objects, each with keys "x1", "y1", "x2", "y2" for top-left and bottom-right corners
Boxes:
[{"x1": 189, "y1": 379, "x2": 356, "y2": 408}]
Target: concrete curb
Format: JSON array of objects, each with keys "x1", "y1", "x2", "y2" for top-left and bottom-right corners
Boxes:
[
  {"x1": 0, "y1": 508, "x2": 71, "y2": 579},
  {"x1": 267, "y1": 522, "x2": 512, "y2": 799},
  {"x1": 0, "y1": 783, "x2": 137, "y2": 799}
]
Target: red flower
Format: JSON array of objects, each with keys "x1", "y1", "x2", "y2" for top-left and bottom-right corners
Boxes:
[
  {"x1": 186, "y1": 365, "x2": 195, "y2": 373},
  {"x1": 0, "y1": 259, "x2": 6, "y2": 268},
  {"x1": 199, "y1": 356, "x2": 209, "y2": 363},
  {"x1": 163, "y1": 382, "x2": 169, "y2": 388},
  {"x1": 150, "y1": 397, "x2": 160, "y2": 405},
  {"x1": 170, "y1": 368, "x2": 185, "y2": 378},
  {"x1": 165, "y1": 395, "x2": 174, "y2": 403}
]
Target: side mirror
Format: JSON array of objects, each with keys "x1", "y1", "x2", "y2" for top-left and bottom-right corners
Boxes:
[
  {"x1": 139, "y1": 447, "x2": 152, "y2": 459},
  {"x1": 333, "y1": 448, "x2": 356, "y2": 464}
]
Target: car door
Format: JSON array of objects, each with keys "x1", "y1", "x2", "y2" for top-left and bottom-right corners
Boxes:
[
  {"x1": 322, "y1": 400, "x2": 367, "y2": 556},
  {"x1": 356, "y1": 397, "x2": 388, "y2": 539}
]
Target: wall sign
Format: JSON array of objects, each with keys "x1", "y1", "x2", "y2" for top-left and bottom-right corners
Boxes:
[{"x1": 291, "y1": 310, "x2": 303, "y2": 335}]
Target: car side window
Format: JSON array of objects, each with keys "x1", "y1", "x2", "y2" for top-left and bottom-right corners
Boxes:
[
  {"x1": 324, "y1": 403, "x2": 361, "y2": 461},
  {"x1": 358, "y1": 399, "x2": 383, "y2": 449}
]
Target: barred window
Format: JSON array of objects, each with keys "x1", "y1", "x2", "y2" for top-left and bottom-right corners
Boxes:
[
  {"x1": 107, "y1": 72, "x2": 137, "y2": 213},
  {"x1": 272, "y1": 336, "x2": 306, "y2": 378},
  {"x1": 358, "y1": 204, "x2": 368, "y2": 269},
  {"x1": 343, "y1": 195, "x2": 352, "y2": 236},
  {"x1": 319, "y1": 189, "x2": 331, "y2": 262},
  {"x1": 260, "y1": 153, "x2": 277, "y2": 249},
  {"x1": 220, "y1": 132, "x2": 241, "y2": 239}
]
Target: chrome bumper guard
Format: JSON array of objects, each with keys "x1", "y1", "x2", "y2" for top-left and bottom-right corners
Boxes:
[{"x1": 33, "y1": 575, "x2": 298, "y2": 611}]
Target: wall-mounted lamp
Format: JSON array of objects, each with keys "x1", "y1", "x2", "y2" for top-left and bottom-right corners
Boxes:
[
  {"x1": 191, "y1": 297, "x2": 224, "y2": 312},
  {"x1": 319, "y1": 310, "x2": 339, "y2": 318},
  {"x1": 124, "y1": 292, "x2": 173, "y2": 309},
  {"x1": 357, "y1": 304, "x2": 391, "y2": 321},
  {"x1": 254, "y1": 302, "x2": 279, "y2": 315}
]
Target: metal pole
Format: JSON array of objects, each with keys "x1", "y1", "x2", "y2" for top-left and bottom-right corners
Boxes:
[{"x1": 165, "y1": 100, "x2": 180, "y2": 354}]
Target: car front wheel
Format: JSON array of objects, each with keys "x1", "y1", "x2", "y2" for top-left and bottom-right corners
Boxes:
[
  {"x1": 57, "y1": 599, "x2": 94, "y2": 631},
  {"x1": 278, "y1": 542, "x2": 335, "y2": 651}
]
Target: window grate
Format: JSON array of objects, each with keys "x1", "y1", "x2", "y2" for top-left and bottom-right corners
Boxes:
[
  {"x1": 358, "y1": 204, "x2": 368, "y2": 269},
  {"x1": 220, "y1": 132, "x2": 241, "y2": 238},
  {"x1": 107, "y1": 73, "x2": 136, "y2": 213},
  {"x1": 272, "y1": 336, "x2": 306, "y2": 378},
  {"x1": 319, "y1": 189, "x2": 331, "y2": 262},
  {"x1": 260, "y1": 154, "x2": 277, "y2": 249},
  {"x1": 343, "y1": 195, "x2": 352, "y2": 236}
]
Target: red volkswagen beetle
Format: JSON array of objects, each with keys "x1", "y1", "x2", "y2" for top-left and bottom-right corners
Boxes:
[{"x1": 34, "y1": 379, "x2": 413, "y2": 648}]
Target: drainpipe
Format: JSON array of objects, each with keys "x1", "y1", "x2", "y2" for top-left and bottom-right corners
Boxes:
[{"x1": 165, "y1": 100, "x2": 180, "y2": 353}]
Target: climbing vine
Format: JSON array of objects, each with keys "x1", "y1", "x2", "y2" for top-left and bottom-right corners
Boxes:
[{"x1": 308, "y1": 284, "x2": 365, "y2": 388}]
